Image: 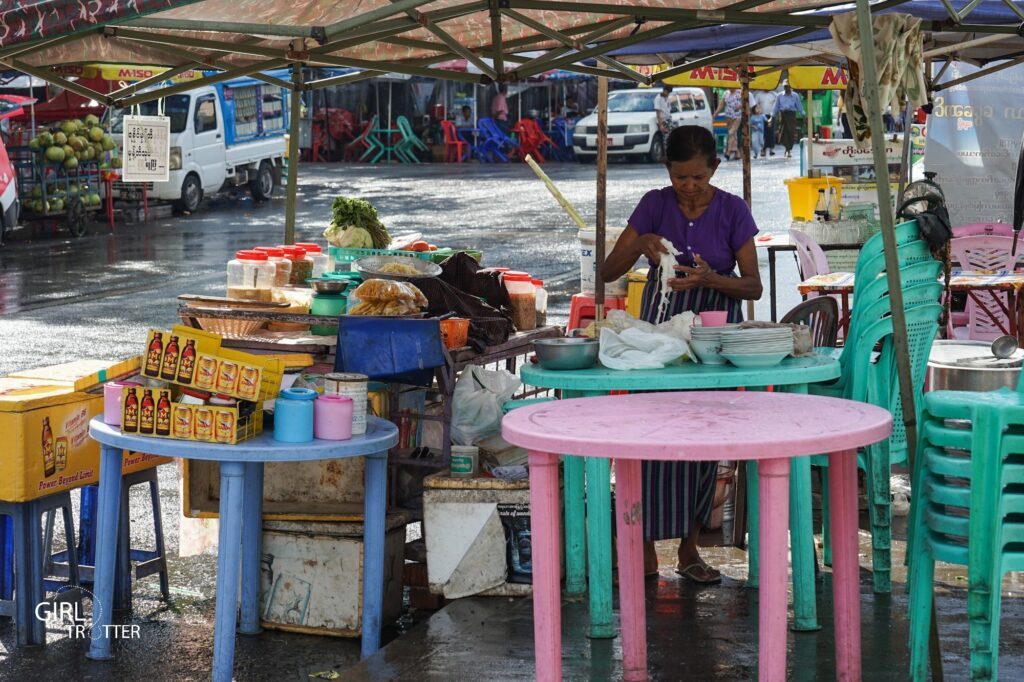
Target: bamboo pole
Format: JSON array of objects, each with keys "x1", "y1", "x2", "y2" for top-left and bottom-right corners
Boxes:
[
  {"x1": 595, "y1": 76, "x2": 608, "y2": 322},
  {"x1": 852, "y1": 1, "x2": 943, "y2": 677},
  {"x1": 524, "y1": 155, "x2": 587, "y2": 229},
  {"x1": 284, "y1": 63, "x2": 303, "y2": 245}
]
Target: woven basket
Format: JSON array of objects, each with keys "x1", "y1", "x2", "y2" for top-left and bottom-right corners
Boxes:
[{"x1": 193, "y1": 317, "x2": 266, "y2": 338}]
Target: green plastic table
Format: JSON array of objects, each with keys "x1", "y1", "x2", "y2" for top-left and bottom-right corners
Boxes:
[
  {"x1": 369, "y1": 128, "x2": 400, "y2": 163},
  {"x1": 518, "y1": 352, "x2": 841, "y2": 637}
]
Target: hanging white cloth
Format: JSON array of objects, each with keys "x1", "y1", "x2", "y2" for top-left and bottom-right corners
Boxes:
[{"x1": 829, "y1": 12, "x2": 927, "y2": 147}]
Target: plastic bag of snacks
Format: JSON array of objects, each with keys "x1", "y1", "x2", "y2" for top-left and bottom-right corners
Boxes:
[{"x1": 349, "y1": 279, "x2": 427, "y2": 316}]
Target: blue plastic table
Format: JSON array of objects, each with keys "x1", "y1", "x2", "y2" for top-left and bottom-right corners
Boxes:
[
  {"x1": 518, "y1": 352, "x2": 840, "y2": 637},
  {"x1": 86, "y1": 417, "x2": 398, "y2": 682}
]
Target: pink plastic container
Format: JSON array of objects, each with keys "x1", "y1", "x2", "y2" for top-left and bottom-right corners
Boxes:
[
  {"x1": 103, "y1": 380, "x2": 141, "y2": 426},
  {"x1": 314, "y1": 394, "x2": 354, "y2": 440},
  {"x1": 699, "y1": 311, "x2": 729, "y2": 327}
]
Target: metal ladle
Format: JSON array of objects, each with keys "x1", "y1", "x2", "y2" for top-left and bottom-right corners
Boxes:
[{"x1": 991, "y1": 335, "x2": 1019, "y2": 360}]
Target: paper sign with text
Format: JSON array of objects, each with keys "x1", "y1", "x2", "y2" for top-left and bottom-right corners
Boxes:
[{"x1": 121, "y1": 115, "x2": 170, "y2": 182}]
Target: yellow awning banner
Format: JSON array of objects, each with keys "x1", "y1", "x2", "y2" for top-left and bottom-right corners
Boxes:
[
  {"x1": 663, "y1": 66, "x2": 781, "y2": 90},
  {"x1": 785, "y1": 66, "x2": 850, "y2": 91},
  {"x1": 51, "y1": 64, "x2": 205, "y2": 84}
]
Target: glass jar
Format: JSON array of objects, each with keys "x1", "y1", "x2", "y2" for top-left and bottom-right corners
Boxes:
[
  {"x1": 532, "y1": 278, "x2": 547, "y2": 328},
  {"x1": 280, "y1": 245, "x2": 313, "y2": 285},
  {"x1": 253, "y1": 246, "x2": 292, "y2": 287},
  {"x1": 226, "y1": 250, "x2": 274, "y2": 301},
  {"x1": 503, "y1": 271, "x2": 536, "y2": 331},
  {"x1": 296, "y1": 242, "x2": 329, "y2": 278}
]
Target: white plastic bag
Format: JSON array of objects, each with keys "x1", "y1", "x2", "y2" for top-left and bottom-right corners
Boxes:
[
  {"x1": 451, "y1": 365, "x2": 522, "y2": 446},
  {"x1": 598, "y1": 326, "x2": 690, "y2": 370}
]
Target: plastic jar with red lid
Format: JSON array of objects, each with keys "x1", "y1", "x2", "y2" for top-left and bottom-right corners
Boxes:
[
  {"x1": 278, "y1": 245, "x2": 313, "y2": 285},
  {"x1": 253, "y1": 246, "x2": 292, "y2": 287},
  {"x1": 532, "y1": 279, "x2": 547, "y2": 327},
  {"x1": 295, "y1": 242, "x2": 330, "y2": 278},
  {"x1": 503, "y1": 271, "x2": 537, "y2": 331},
  {"x1": 227, "y1": 250, "x2": 274, "y2": 301}
]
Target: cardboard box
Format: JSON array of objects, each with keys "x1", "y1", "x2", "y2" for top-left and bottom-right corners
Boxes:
[
  {"x1": 8, "y1": 357, "x2": 142, "y2": 392},
  {"x1": 122, "y1": 387, "x2": 263, "y2": 445},
  {"x1": 0, "y1": 378, "x2": 167, "y2": 502},
  {"x1": 141, "y1": 327, "x2": 222, "y2": 382}
]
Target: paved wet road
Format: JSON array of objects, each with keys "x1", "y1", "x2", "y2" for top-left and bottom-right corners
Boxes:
[{"x1": 0, "y1": 157, "x2": 805, "y2": 375}]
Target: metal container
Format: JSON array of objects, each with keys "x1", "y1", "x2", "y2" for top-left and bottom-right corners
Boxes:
[
  {"x1": 324, "y1": 372, "x2": 369, "y2": 435},
  {"x1": 533, "y1": 337, "x2": 599, "y2": 371},
  {"x1": 927, "y1": 340, "x2": 1023, "y2": 393}
]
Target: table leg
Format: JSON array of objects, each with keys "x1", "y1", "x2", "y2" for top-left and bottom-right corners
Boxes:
[
  {"x1": 745, "y1": 461, "x2": 759, "y2": 589},
  {"x1": 758, "y1": 457, "x2": 790, "y2": 682},
  {"x1": 769, "y1": 247, "x2": 778, "y2": 322},
  {"x1": 562, "y1": 456, "x2": 587, "y2": 596},
  {"x1": 239, "y1": 461, "x2": 264, "y2": 635},
  {"x1": 12, "y1": 506, "x2": 34, "y2": 646},
  {"x1": 615, "y1": 458, "x2": 648, "y2": 681},
  {"x1": 212, "y1": 461, "x2": 245, "y2": 682},
  {"x1": 529, "y1": 450, "x2": 563, "y2": 682},
  {"x1": 87, "y1": 444, "x2": 125, "y2": 661},
  {"x1": 789, "y1": 455, "x2": 820, "y2": 632},
  {"x1": 828, "y1": 449, "x2": 862, "y2": 681},
  {"x1": 27, "y1": 500, "x2": 45, "y2": 644},
  {"x1": 585, "y1": 457, "x2": 614, "y2": 639},
  {"x1": 361, "y1": 450, "x2": 388, "y2": 658},
  {"x1": 841, "y1": 292, "x2": 851, "y2": 336}
]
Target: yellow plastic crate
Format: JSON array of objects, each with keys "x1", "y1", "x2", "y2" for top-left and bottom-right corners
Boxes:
[
  {"x1": 784, "y1": 176, "x2": 844, "y2": 222},
  {"x1": 626, "y1": 269, "x2": 649, "y2": 318}
]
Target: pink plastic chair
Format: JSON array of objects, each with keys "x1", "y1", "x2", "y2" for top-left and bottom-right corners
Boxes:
[
  {"x1": 948, "y1": 234, "x2": 1018, "y2": 340},
  {"x1": 953, "y1": 222, "x2": 1013, "y2": 238},
  {"x1": 789, "y1": 228, "x2": 831, "y2": 284}
]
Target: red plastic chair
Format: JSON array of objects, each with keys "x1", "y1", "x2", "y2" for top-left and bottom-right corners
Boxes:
[{"x1": 441, "y1": 120, "x2": 469, "y2": 163}]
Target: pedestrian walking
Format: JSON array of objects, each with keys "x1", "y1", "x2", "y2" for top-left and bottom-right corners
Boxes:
[
  {"x1": 773, "y1": 81, "x2": 805, "y2": 158},
  {"x1": 714, "y1": 88, "x2": 743, "y2": 160},
  {"x1": 655, "y1": 84, "x2": 674, "y2": 136},
  {"x1": 754, "y1": 88, "x2": 778, "y2": 156},
  {"x1": 749, "y1": 105, "x2": 766, "y2": 158}
]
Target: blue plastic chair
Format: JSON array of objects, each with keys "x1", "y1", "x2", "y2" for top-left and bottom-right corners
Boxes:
[
  {"x1": 551, "y1": 117, "x2": 576, "y2": 161},
  {"x1": 477, "y1": 117, "x2": 518, "y2": 163}
]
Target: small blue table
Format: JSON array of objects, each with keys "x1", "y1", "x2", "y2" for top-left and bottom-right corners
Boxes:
[
  {"x1": 519, "y1": 352, "x2": 840, "y2": 637},
  {"x1": 86, "y1": 417, "x2": 399, "y2": 682}
]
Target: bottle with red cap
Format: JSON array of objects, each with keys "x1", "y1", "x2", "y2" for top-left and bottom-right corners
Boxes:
[
  {"x1": 227, "y1": 250, "x2": 274, "y2": 301},
  {"x1": 532, "y1": 278, "x2": 547, "y2": 327},
  {"x1": 253, "y1": 246, "x2": 292, "y2": 287},
  {"x1": 503, "y1": 271, "x2": 537, "y2": 331},
  {"x1": 295, "y1": 242, "x2": 330, "y2": 278},
  {"x1": 278, "y1": 245, "x2": 313, "y2": 285}
]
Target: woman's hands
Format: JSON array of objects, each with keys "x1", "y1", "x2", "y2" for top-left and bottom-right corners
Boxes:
[
  {"x1": 634, "y1": 233, "x2": 670, "y2": 262},
  {"x1": 668, "y1": 254, "x2": 712, "y2": 291}
]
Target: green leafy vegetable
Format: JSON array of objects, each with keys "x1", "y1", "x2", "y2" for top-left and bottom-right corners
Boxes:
[{"x1": 324, "y1": 196, "x2": 391, "y2": 249}]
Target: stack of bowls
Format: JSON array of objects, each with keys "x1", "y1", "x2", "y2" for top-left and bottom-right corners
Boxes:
[
  {"x1": 720, "y1": 328, "x2": 794, "y2": 368},
  {"x1": 689, "y1": 324, "x2": 737, "y2": 365}
]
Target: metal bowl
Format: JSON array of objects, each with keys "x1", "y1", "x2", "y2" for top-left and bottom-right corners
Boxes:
[
  {"x1": 533, "y1": 337, "x2": 599, "y2": 371},
  {"x1": 352, "y1": 255, "x2": 442, "y2": 281},
  {"x1": 309, "y1": 278, "x2": 350, "y2": 294}
]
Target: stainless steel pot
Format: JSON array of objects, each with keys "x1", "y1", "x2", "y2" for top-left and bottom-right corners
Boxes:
[{"x1": 927, "y1": 340, "x2": 1023, "y2": 393}]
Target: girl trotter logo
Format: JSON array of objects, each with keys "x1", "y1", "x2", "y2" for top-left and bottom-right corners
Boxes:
[{"x1": 34, "y1": 587, "x2": 141, "y2": 640}]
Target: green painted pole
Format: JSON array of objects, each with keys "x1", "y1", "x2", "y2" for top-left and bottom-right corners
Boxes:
[
  {"x1": 584, "y1": 457, "x2": 614, "y2": 639},
  {"x1": 284, "y1": 64, "x2": 302, "y2": 246},
  {"x1": 563, "y1": 456, "x2": 587, "y2": 596},
  {"x1": 852, "y1": 0, "x2": 942, "y2": 676}
]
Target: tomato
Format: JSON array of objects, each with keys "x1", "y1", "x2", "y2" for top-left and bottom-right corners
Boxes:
[
  {"x1": 428, "y1": 244, "x2": 438, "y2": 251},
  {"x1": 410, "y1": 241, "x2": 430, "y2": 252}
]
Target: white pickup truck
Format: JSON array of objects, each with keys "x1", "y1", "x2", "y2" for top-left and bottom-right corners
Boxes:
[{"x1": 110, "y1": 73, "x2": 288, "y2": 212}]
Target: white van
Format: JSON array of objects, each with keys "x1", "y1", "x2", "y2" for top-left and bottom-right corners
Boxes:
[
  {"x1": 573, "y1": 87, "x2": 713, "y2": 163},
  {"x1": 110, "y1": 74, "x2": 287, "y2": 213}
]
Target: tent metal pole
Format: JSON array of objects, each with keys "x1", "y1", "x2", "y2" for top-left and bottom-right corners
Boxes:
[
  {"x1": 305, "y1": 70, "x2": 383, "y2": 91},
  {"x1": 896, "y1": 101, "x2": 914, "y2": 207},
  {"x1": 104, "y1": 26, "x2": 286, "y2": 59},
  {"x1": 122, "y1": 17, "x2": 322, "y2": 40},
  {"x1": 396, "y1": 4, "x2": 497, "y2": 79},
  {"x1": 655, "y1": 26, "x2": 819, "y2": 81},
  {"x1": 741, "y1": 66, "x2": 755, "y2": 321},
  {"x1": 853, "y1": 2, "x2": 943, "y2": 678},
  {"x1": 285, "y1": 63, "x2": 303, "y2": 245},
  {"x1": 488, "y1": 0, "x2": 504, "y2": 80},
  {"x1": 596, "y1": 75, "x2": 608, "y2": 323},
  {"x1": 806, "y1": 89, "x2": 813, "y2": 171},
  {"x1": 1, "y1": 59, "x2": 112, "y2": 105},
  {"x1": 932, "y1": 56, "x2": 1024, "y2": 91},
  {"x1": 107, "y1": 63, "x2": 205, "y2": 100},
  {"x1": 922, "y1": 33, "x2": 1007, "y2": 58},
  {"x1": 322, "y1": 0, "x2": 436, "y2": 41}
]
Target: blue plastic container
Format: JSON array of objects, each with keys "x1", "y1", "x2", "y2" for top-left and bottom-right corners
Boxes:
[
  {"x1": 335, "y1": 317, "x2": 446, "y2": 387},
  {"x1": 273, "y1": 387, "x2": 317, "y2": 443}
]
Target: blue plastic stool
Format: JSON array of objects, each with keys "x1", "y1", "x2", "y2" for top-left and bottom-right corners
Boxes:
[
  {"x1": 44, "y1": 468, "x2": 169, "y2": 609},
  {"x1": 0, "y1": 491, "x2": 81, "y2": 646}
]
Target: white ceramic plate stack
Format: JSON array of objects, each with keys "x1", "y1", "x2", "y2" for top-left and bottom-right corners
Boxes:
[
  {"x1": 719, "y1": 328, "x2": 794, "y2": 368},
  {"x1": 689, "y1": 324, "x2": 737, "y2": 365}
]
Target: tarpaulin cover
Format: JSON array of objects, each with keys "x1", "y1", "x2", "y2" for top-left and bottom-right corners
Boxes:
[{"x1": 0, "y1": 0, "x2": 861, "y2": 69}]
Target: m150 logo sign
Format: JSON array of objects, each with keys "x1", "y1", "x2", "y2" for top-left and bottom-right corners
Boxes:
[{"x1": 819, "y1": 67, "x2": 849, "y2": 87}]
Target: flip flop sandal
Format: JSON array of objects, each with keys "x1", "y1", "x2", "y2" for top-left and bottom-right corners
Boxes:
[{"x1": 675, "y1": 562, "x2": 722, "y2": 585}]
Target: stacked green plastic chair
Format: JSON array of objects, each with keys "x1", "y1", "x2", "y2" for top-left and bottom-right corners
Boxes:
[
  {"x1": 395, "y1": 116, "x2": 430, "y2": 164},
  {"x1": 359, "y1": 115, "x2": 383, "y2": 162},
  {"x1": 807, "y1": 219, "x2": 944, "y2": 593},
  {"x1": 909, "y1": 386, "x2": 1024, "y2": 680}
]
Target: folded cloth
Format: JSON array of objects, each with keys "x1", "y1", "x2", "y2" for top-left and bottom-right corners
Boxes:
[{"x1": 599, "y1": 326, "x2": 690, "y2": 370}]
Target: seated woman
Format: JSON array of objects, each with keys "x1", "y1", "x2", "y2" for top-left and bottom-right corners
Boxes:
[{"x1": 602, "y1": 125, "x2": 763, "y2": 582}]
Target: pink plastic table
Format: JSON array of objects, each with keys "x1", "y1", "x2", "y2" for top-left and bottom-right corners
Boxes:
[{"x1": 502, "y1": 391, "x2": 892, "y2": 681}]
